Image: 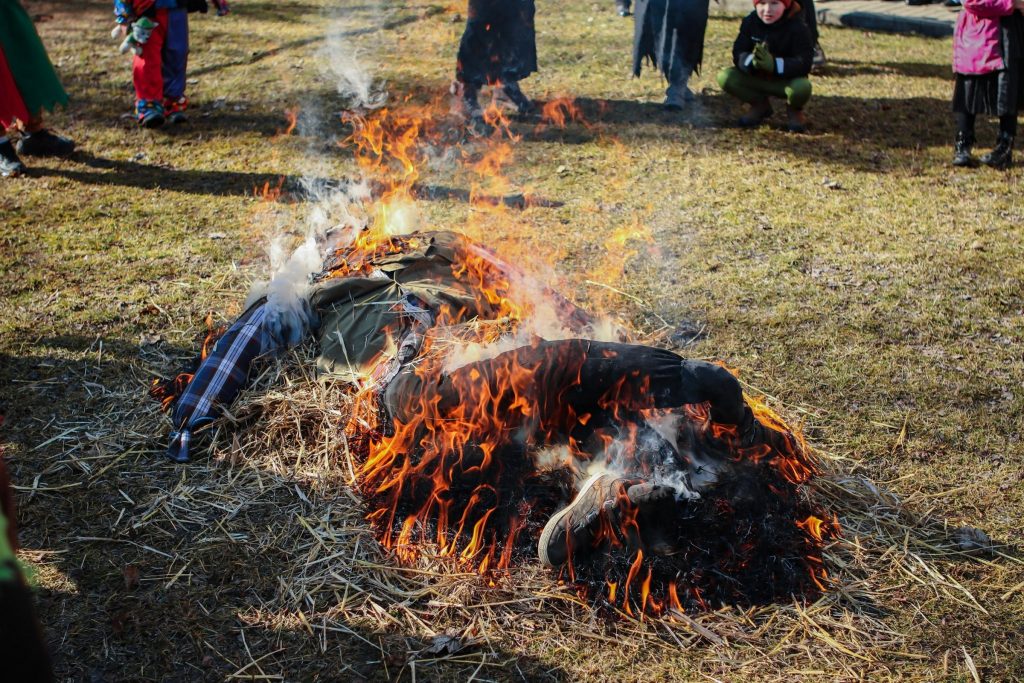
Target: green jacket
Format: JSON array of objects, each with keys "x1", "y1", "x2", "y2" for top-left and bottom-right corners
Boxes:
[{"x1": 311, "y1": 231, "x2": 512, "y2": 382}]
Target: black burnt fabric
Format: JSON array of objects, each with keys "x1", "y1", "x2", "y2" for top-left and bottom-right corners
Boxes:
[
  {"x1": 383, "y1": 340, "x2": 747, "y2": 455},
  {"x1": 456, "y1": 0, "x2": 538, "y2": 86},
  {"x1": 632, "y1": 0, "x2": 711, "y2": 79}
]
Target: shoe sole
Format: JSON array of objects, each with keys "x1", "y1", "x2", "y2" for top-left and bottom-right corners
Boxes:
[{"x1": 538, "y1": 472, "x2": 607, "y2": 567}]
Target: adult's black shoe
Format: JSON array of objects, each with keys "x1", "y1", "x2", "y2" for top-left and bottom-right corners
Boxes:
[{"x1": 16, "y1": 129, "x2": 75, "y2": 157}]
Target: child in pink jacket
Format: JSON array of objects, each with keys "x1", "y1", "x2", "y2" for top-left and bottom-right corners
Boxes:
[{"x1": 951, "y1": 0, "x2": 1024, "y2": 169}]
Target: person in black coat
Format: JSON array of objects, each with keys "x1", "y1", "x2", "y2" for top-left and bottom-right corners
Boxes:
[
  {"x1": 632, "y1": 0, "x2": 711, "y2": 110},
  {"x1": 456, "y1": 0, "x2": 537, "y2": 123},
  {"x1": 716, "y1": 0, "x2": 814, "y2": 132}
]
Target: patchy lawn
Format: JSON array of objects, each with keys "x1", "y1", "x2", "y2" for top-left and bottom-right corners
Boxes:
[{"x1": 1, "y1": 0, "x2": 1022, "y2": 681}]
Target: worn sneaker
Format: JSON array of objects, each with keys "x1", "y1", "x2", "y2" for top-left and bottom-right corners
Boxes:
[
  {"x1": 0, "y1": 139, "x2": 26, "y2": 177},
  {"x1": 539, "y1": 473, "x2": 628, "y2": 568},
  {"x1": 16, "y1": 129, "x2": 75, "y2": 157}
]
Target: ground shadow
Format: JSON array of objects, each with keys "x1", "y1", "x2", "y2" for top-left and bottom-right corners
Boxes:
[
  {"x1": 817, "y1": 58, "x2": 953, "y2": 80},
  {"x1": 30, "y1": 151, "x2": 294, "y2": 196},
  {"x1": 566, "y1": 93, "x2": 956, "y2": 170}
]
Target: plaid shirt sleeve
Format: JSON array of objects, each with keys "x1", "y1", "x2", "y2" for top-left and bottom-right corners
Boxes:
[{"x1": 166, "y1": 303, "x2": 273, "y2": 462}]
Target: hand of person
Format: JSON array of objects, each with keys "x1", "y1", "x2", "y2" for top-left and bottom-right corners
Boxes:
[{"x1": 752, "y1": 43, "x2": 775, "y2": 73}]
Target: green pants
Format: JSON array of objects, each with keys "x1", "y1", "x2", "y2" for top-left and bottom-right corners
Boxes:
[{"x1": 717, "y1": 67, "x2": 812, "y2": 110}]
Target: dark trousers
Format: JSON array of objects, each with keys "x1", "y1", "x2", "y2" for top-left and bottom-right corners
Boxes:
[
  {"x1": 383, "y1": 340, "x2": 745, "y2": 461},
  {"x1": 161, "y1": 8, "x2": 189, "y2": 101}
]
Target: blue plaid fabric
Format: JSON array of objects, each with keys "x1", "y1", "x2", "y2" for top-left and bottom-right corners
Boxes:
[{"x1": 166, "y1": 303, "x2": 272, "y2": 462}]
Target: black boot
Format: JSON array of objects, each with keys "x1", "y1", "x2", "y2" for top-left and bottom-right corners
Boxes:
[
  {"x1": 16, "y1": 129, "x2": 75, "y2": 157},
  {"x1": 952, "y1": 131, "x2": 978, "y2": 167},
  {"x1": 502, "y1": 81, "x2": 536, "y2": 118},
  {"x1": 980, "y1": 131, "x2": 1013, "y2": 169},
  {"x1": 0, "y1": 138, "x2": 26, "y2": 177}
]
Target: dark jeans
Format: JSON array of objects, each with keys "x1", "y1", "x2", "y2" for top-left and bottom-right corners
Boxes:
[{"x1": 383, "y1": 340, "x2": 745, "y2": 461}]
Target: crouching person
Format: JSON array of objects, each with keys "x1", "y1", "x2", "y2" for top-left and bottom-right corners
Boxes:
[{"x1": 717, "y1": 0, "x2": 813, "y2": 133}]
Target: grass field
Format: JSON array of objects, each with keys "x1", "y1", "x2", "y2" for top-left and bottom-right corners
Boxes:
[{"x1": 1, "y1": 0, "x2": 1023, "y2": 681}]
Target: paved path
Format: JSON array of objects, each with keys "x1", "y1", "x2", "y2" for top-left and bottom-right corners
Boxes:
[{"x1": 715, "y1": 0, "x2": 958, "y2": 37}]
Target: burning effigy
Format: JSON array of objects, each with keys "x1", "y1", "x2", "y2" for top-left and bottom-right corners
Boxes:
[
  {"x1": 153, "y1": 230, "x2": 835, "y2": 616},
  {"x1": 152, "y1": 102, "x2": 837, "y2": 618}
]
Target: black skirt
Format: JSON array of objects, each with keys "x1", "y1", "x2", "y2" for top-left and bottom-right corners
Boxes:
[
  {"x1": 456, "y1": 0, "x2": 537, "y2": 86},
  {"x1": 953, "y1": 63, "x2": 1024, "y2": 116},
  {"x1": 953, "y1": 12, "x2": 1024, "y2": 116}
]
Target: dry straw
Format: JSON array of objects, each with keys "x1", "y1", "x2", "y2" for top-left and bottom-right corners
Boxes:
[{"x1": 32, "y1": 340, "x2": 1016, "y2": 680}]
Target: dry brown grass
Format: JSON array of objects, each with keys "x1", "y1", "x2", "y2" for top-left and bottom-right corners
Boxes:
[{"x1": 2, "y1": 0, "x2": 1023, "y2": 681}]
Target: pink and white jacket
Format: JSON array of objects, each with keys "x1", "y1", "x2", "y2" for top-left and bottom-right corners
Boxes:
[{"x1": 953, "y1": 0, "x2": 1016, "y2": 75}]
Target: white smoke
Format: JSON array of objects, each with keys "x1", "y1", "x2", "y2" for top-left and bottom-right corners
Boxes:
[{"x1": 321, "y1": 21, "x2": 387, "y2": 111}]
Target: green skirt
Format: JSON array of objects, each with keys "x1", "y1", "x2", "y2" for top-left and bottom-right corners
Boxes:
[{"x1": 0, "y1": 0, "x2": 69, "y2": 118}]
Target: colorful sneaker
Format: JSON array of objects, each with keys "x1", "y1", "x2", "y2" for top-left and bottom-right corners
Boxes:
[
  {"x1": 164, "y1": 95, "x2": 189, "y2": 124},
  {"x1": 137, "y1": 100, "x2": 165, "y2": 129},
  {"x1": 16, "y1": 129, "x2": 75, "y2": 157},
  {"x1": 0, "y1": 138, "x2": 26, "y2": 177}
]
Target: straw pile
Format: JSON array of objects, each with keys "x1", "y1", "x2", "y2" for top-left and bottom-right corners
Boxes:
[{"x1": 31, "y1": 336, "x2": 1006, "y2": 681}]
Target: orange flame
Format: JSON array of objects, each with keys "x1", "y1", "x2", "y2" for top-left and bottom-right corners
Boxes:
[
  {"x1": 796, "y1": 515, "x2": 827, "y2": 543},
  {"x1": 538, "y1": 97, "x2": 587, "y2": 130}
]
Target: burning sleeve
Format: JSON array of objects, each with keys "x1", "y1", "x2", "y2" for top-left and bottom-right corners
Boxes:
[{"x1": 165, "y1": 302, "x2": 277, "y2": 462}]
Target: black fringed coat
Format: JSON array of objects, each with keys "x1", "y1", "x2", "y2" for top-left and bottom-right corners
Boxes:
[
  {"x1": 456, "y1": 0, "x2": 538, "y2": 86},
  {"x1": 632, "y1": 0, "x2": 711, "y2": 79}
]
